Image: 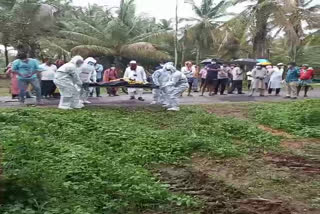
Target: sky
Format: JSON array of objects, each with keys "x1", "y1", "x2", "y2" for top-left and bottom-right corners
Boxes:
[{"x1": 72, "y1": 0, "x2": 247, "y2": 20}]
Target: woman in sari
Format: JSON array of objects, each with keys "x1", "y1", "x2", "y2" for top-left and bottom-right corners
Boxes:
[{"x1": 6, "y1": 63, "x2": 19, "y2": 99}]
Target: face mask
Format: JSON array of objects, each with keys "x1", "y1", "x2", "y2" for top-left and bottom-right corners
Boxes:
[
  {"x1": 76, "y1": 60, "x2": 83, "y2": 68},
  {"x1": 130, "y1": 64, "x2": 137, "y2": 70}
]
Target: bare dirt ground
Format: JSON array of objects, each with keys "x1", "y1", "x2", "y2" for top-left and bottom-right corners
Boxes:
[{"x1": 148, "y1": 104, "x2": 320, "y2": 214}]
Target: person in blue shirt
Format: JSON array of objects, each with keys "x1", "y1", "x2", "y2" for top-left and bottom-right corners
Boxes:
[
  {"x1": 90, "y1": 63, "x2": 104, "y2": 97},
  {"x1": 12, "y1": 52, "x2": 43, "y2": 104},
  {"x1": 285, "y1": 62, "x2": 300, "y2": 99}
]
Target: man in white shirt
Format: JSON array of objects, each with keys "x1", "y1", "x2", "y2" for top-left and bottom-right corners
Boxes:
[
  {"x1": 229, "y1": 64, "x2": 244, "y2": 94},
  {"x1": 40, "y1": 58, "x2": 57, "y2": 98},
  {"x1": 124, "y1": 60, "x2": 147, "y2": 101},
  {"x1": 181, "y1": 61, "x2": 195, "y2": 96}
]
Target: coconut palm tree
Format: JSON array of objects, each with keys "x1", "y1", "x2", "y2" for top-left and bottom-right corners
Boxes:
[
  {"x1": 45, "y1": 0, "x2": 172, "y2": 64},
  {"x1": 184, "y1": 0, "x2": 235, "y2": 64},
  {"x1": 234, "y1": 0, "x2": 320, "y2": 59}
]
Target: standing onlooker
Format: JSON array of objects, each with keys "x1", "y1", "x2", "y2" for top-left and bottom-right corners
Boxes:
[
  {"x1": 249, "y1": 63, "x2": 267, "y2": 97},
  {"x1": 268, "y1": 65, "x2": 283, "y2": 96},
  {"x1": 229, "y1": 64, "x2": 244, "y2": 94},
  {"x1": 90, "y1": 63, "x2": 104, "y2": 97},
  {"x1": 297, "y1": 67, "x2": 314, "y2": 97},
  {"x1": 215, "y1": 64, "x2": 230, "y2": 95},
  {"x1": 6, "y1": 63, "x2": 19, "y2": 99},
  {"x1": 265, "y1": 65, "x2": 274, "y2": 89},
  {"x1": 11, "y1": 53, "x2": 42, "y2": 105},
  {"x1": 201, "y1": 63, "x2": 219, "y2": 96},
  {"x1": 55, "y1": 59, "x2": 65, "y2": 69},
  {"x1": 40, "y1": 58, "x2": 57, "y2": 98},
  {"x1": 246, "y1": 69, "x2": 253, "y2": 90},
  {"x1": 285, "y1": 62, "x2": 300, "y2": 99},
  {"x1": 103, "y1": 65, "x2": 119, "y2": 96},
  {"x1": 181, "y1": 61, "x2": 194, "y2": 96},
  {"x1": 199, "y1": 66, "x2": 207, "y2": 91},
  {"x1": 192, "y1": 65, "x2": 200, "y2": 92}
]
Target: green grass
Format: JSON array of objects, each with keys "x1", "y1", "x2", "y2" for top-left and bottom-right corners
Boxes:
[
  {"x1": 250, "y1": 99, "x2": 320, "y2": 137},
  {"x1": 0, "y1": 78, "x2": 10, "y2": 96},
  {"x1": 0, "y1": 106, "x2": 279, "y2": 214}
]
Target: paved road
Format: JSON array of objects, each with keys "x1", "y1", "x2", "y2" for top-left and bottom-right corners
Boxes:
[{"x1": 0, "y1": 89, "x2": 319, "y2": 108}]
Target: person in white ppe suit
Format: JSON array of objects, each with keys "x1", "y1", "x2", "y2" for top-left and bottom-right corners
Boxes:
[
  {"x1": 124, "y1": 60, "x2": 147, "y2": 101},
  {"x1": 151, "y1": 62, "x2": 172, "y2": 105},
  {"x1": 54, "y1": 56, "x2": 84, "y2": 110},
  {"x1": 79, "y1": 57, "x2": 97, "y2": 104},
  {"x1": 163, "y1": 64, "x2": 188, "y2": 111}
]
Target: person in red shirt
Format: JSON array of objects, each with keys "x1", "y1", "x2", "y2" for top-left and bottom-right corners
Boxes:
[
  {"x1": 103, "y1": 65, "x2": 119, "y2": 96},
  {"x1": 297, "y1": 65, "x2": 314, "y2": 97}
]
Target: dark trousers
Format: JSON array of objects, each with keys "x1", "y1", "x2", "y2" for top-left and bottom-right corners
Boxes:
[
  {"x1": 248, "y1": 80, "x2": 252, "y2": 90},
  {"x1": 229, "y1": 80, "x2": 243, "y2": 94},
  {"x1": 91, "y1": 78, "x2": 102, "y2": 97},
  {"x1": 268, "y1": 88, "x2": 281, "y2": 95},
  {"x1": 215, "y1": 78, "x2": 228, "y2": 94},
  {"x1": 41, "y1": 80, "x2": 56, "y2": 97}
]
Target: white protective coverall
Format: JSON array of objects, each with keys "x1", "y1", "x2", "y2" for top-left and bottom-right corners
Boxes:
[
  {"x1": 163, "y1": 64, "x2": 188, "y2": 111},
  {"x1": 151, "y1": 63, "x2": 171, "y2": 104},
  {"x1": 124, "y1": 64, "x2": 147, "y2": 99},
  {"x1": 79, "y1": 57, "x2": 97, "y2": 104},
  {"x1": 54, "y1": 56, "x2": 83, "y2": 109}
]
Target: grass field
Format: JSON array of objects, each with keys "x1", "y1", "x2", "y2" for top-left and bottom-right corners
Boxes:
[
  {"x1": 0, "y1": 78, "x2": 10, "y2": 96},
  {"x1": 0, "y1": 100, "x2": 319, "y2": 214}
]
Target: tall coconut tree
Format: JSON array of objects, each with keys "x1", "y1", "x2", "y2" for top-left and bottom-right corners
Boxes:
[
  {"x1": 46, "y1": 0, "x2": 171, "y2": 63},
  {"x1": 234, "y1": 0, "x2": 320, "y2": 59},
  {"x1": 184, "y1": 0, "x2": 235, "y2": 64}
]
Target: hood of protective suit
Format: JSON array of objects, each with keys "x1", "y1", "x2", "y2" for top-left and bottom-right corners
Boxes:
[
  {"x1": 164, "y1": 63, "x2": 176, "y2": 73},
  {"x1": 84, "y1": 57, "x2": 97, "y2": 65},
  {"x1": 70, "y1": 56, "x2": 84, "y2": 65}
]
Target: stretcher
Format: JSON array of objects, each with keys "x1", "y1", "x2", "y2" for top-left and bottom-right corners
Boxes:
[{"x1": 88, "y1": 81, "x2": 159, "y2": 89}]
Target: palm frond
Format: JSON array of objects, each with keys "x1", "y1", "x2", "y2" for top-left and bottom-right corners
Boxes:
[
  {"x1": 120, "y1": 42, "x2": 170, "y2": 61},
  {"x1": 59, "y1": 31, "x2": 107, "y2": 46},
  {"x1": 39, "y1": 38, "x2": 70, "y2": 56},
  {"x1": 71, "y1": 45, "x2": 115, "y2": 57}
]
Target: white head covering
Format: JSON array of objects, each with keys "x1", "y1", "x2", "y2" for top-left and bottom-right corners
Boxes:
[
  {"x1": 70, "y1": 55, "x2": 84, "y2": 65},
  {"x1": 130, "y1": 60, "x2": 137, "y2": 64},
  {"x1": 84, "y1": 57, "x2": 97, "y2": 65},
  {"x1": 164, "y1": 63, "x2": 176, "y2": 73}
]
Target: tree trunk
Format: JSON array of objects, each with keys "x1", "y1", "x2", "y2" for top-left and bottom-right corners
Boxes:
[
  {"x1": 4, "y1": 44, "x2": 9, "y2": 66},
  {"x1": 252, "y1": 0, "x2": 270, "y2": 59},
  {"x1": 180, "y1": 29, "x2": 187, "y2": 67},
  {"x1": 196, "y1": 41, "x2": 200, "y2": 65},
  {"x1": 174, "y1": 0, "x2": 178, "y2": 67}
]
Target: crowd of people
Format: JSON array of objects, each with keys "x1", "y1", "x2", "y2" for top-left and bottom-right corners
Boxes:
[
  {"x1": 5, "y1": 53, "x2": 315, "y2": 110},
  {"x1": 177, "y1": 61, "x2": 315, "y2": 99}
]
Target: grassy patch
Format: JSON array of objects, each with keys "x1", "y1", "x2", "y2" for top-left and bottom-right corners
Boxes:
[
  {"x1": 0, "y1": 106, "x2": 279, "y2": 213},
  {"x1": 0, "y1": 78, "x2": 10, "y2": 96},
  {"x1": 250, "y1": 99, "x2": 320, "y2": 138}
]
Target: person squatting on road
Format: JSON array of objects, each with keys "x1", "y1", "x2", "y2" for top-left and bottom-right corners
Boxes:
[
  {"x1": 54, "y1": 56, "x2": 84, "y2": 110},
  {"x1": 124, "y1": 60, "x2": 147, "y2": 101},
  {"x1": 79, "y1": 57, "x2": 97, "y2": 104},
  {"x1": 151, "y1": 62, "x2": 171, "y2": 105},
  {"x1": 162, "y1": 64, "x2": 188, "y2": 111}
]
